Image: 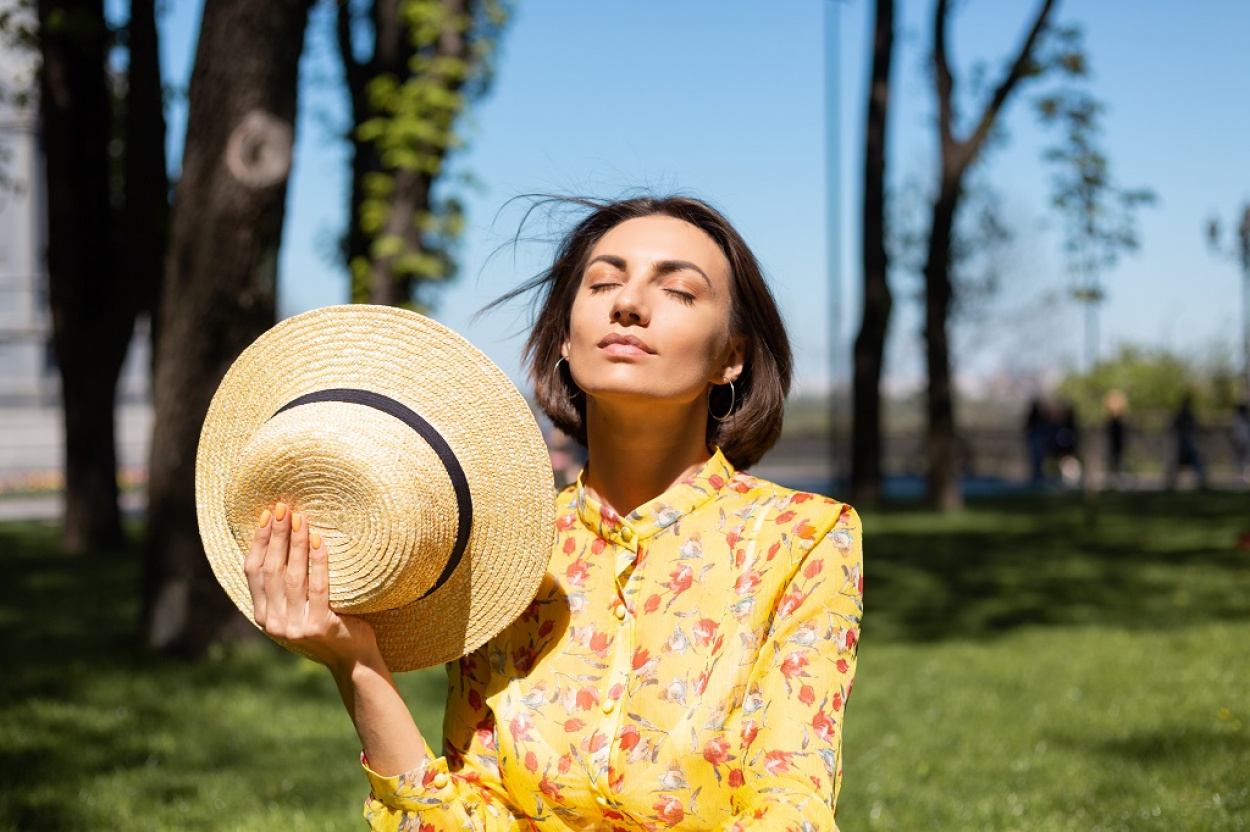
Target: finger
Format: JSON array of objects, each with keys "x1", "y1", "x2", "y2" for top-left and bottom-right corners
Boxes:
[
  {"x1": 285, "y1": 511, "x2": 310, "y2": 626},
  {"x1": 262, "y1": 501, "x2": 292, "y2": 631},
  {"x1": 245, "y1": 508, "x2": 273, "y2": 624},
  {"x1": 307, "y1": 530, "x2": 330, "y2": 615}
]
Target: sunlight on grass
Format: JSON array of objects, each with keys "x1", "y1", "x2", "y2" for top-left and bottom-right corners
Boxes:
[{"x1": 1, "y1": 490, "x2": 1247, "y2": 829}]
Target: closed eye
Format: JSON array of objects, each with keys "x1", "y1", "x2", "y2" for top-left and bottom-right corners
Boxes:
[
  {"x1": 589, "y1": 282, "x2": 620, "y2": 293},
  {"x1": 665, "y1": 288, "x2": 696, "y2": 305}
]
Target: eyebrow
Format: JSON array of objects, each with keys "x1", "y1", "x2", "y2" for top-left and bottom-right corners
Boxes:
[{"x1": 586, "y1": 254, "x2": 713, "y2": 289}]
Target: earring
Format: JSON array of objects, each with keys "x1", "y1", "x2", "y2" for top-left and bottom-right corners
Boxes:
[
  {"x1": 709, "y1": 380, "x2": 735, "y2": 422},
  {"x1": 555, "y1": 356, "x2": 582, "y2": 399}
]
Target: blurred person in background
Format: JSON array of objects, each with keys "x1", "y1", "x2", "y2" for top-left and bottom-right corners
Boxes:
[
  {"x1": 1051, "y1": 400, "x2": 1082, "y2": 488},
  {"x1": 1024, "y1": 397, "x2": 1050, "y2": 486},
  {"x1": 1104, "y1": 389, "x2": 1129, "y2": 490},
  {"x1": 1166, "y1": 394, "x2": 1207, "y2": 490},
  {"x1": 1231, "y1": 400, "x2": 1250, "y2": 486}
]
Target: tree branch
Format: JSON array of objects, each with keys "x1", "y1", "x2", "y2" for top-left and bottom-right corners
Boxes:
[{"x1": 934, "y1": 0, "x2": 954, "y2": 152}]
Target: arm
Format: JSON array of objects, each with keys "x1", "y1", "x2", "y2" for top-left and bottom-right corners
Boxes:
[
  {"x1": 246, "y1": 503, "x2": 525, "y2": 830},
  {"x1": 719, "y1": 504, "x2": 865, "y2": 831}
]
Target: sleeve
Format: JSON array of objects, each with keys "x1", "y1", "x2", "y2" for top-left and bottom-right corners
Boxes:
[
  {"x1": 361, "y1": 644, "x2": 529, "y2": 831},
  {"x1": 719, "y1": 504, "x2": 864, "y2": 832}
]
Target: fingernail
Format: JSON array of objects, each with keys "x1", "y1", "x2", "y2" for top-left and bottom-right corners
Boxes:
[
  {"x1": 292, "y1": 512, "x2": 303, "y2": 532},
  {"x1": 309, "y1": 531, "x2": 322, "y2": 550},
  {"x1": 274, "y1": 502, "x2": 287, "y2": 521},
  {"x1": 259, "y1": 509, "x2": 272, "y2": 527}
]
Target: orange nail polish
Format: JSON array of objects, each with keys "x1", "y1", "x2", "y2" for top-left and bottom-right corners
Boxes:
[
  {"x1": 274, "y1": 502, "x2": 287, "y2": 521},
  {"x1": 292, "y1": 513, "x2": 303, "y2": 532},
  {"x1": 259, "y1": 509, "x2": 272, "y2": 526},
  {"x1": 309, "y1": 531, "x2": 322, "y2": 550}
]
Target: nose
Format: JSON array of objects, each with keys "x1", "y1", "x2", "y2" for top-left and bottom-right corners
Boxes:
[{"x1": 610, "y1": 286, "x2": 649, "y2": 326}]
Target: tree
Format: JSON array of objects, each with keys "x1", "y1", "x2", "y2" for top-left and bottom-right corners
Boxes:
[
  {"x1": 922, "y1": 0, "x2": 1058, "y2": 509},
  {"x1": 143, "y1": 0, "x2": 314, "y2": 656},
  {"x1": 850, "y1": 0, "x2": 895, "y2": 506},
  {"x1": 1205, "y1": 203, "x2": 1250, "y2": 391},
  {"x1": 33, "y1": 0, "x2": 166, "y2": 552},
  {"x1": 1038, "y1": 42, "x2": 1154, "y2": 372},
  {"x1": 336, "y1": 0, "x2": 508, "y2": 308}
]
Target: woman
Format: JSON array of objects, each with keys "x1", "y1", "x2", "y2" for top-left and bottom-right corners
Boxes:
[{"x1": 246, "y1": 196, "x2": 864, "y2": 830}]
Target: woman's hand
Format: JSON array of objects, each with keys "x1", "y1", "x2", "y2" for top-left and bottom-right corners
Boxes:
[{"x1": 245, "y1": 502, "x2": 381, "y2": 676}]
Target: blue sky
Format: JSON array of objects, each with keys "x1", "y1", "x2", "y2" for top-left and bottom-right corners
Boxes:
[{"x1": 158, "y1": 0, "x2": 1250, "y2": 395}]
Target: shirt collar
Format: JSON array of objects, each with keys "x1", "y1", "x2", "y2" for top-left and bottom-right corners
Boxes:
[{"x1": 574, "y1": 447, "x2": 737, "y2": 546}]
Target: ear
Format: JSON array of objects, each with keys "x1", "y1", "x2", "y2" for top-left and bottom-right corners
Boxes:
[
  {"x1": 715, "y1": 334, "x2": 747, "y2": 385},
  {"x1": 560, "y1": 339, "x2": 570, "y2": 361}
]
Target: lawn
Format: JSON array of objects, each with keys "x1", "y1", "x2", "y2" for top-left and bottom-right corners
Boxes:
[{"x1": 1, "y1": 490, "x2": 1247, "y2": 830}]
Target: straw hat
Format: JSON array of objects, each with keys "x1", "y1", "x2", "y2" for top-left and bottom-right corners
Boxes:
[{"x1": 196, "y1": 305, "x2": 555, "y2": 672}]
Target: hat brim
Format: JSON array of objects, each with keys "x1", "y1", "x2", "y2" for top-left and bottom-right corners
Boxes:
[{"x1": 196, "y1": 305, "x2": 555, "y2": 672}]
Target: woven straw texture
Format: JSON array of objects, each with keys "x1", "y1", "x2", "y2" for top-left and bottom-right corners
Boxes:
[{"x1": 196, "y1": 305, "x2": 555, "y2": 671}]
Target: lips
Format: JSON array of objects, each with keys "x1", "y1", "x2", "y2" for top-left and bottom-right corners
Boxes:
[{"x1": 598, "y1": 333, "x2": 655, "y2": 356}]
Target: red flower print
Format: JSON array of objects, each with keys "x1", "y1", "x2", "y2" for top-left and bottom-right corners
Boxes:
[
  {"x1": 804, "y1": 559, "x2": 824, "y2": 579},
  {"x1": 832, "y1": 691, "x2": 844, "y2": 712},
  {"x1": 780, "y1": 651, "x2": 809, "y2": 679},
  {"x1": 799, "y1": 684, "x2": 815, "y2": 706},
  {"x1": 564, "y1": 718, "x2": 585, "y2": 732},
  {"x1": 708, "y1": 474, "x2": 725, "y2": 489},
  {"x1": 519, "y1": 602, "x2": 540, "y2": 623},
  {"x1": 693, "y1": 670, "x2": 709, "y2": 696},
  {"x1": 775, "y1": 510, "x2": 796, "y2": 524},
  {"x1": 767, "y1": 542, "x2": 781, "y2": 561},
  {"x1": 609, "y1": 766, "x2": 625, "y2": 793},
  {"x1": 601, "y1": 504, "x2": 620, "y2": 525},
  {"x1": 468, "y1": 689, "x2": 483, "y2": 711},
  {"x1": 591, "y1": 537, "x2": 607, "y2": 555},
  {"x1": 510, "y1": 712, "x2": 534, "y2": 741},
  {"x1": 776, "y1": 588, "x2": 805, "y2": 619},
  {"x1": 619, "y1": 724, "x2": 641, "y2": 751},
  {"x1": 538, "y1": 619, "x2": 555, "y2": 637},
  {"x1": 712, "y1": 634, "x2": 724, "y2": 654},
  {"x1": 644, "y1": 594, "x2": 662, "y2": 614},
  {"x1": 668, "y1": 563, "x2": 694, "y2": 595},
  {"x1": 791, "y1": 492, "x2": 812, "y2": 504},
  {"x1": 589, "y1": 630, "x2": 611, "y2": 657},
  {"x1": 539, "y1": 775, "x2": 564, "y2": 804},
  {"x1": 512, "y1": 645, "x2": 537, "y2": 673},
  {"x1": 764, "y1": 749, "x2": 793, "y2": 775},
  {"x1": 734, "y1": 548, "x2": 745, "y2": 568},
  {"x1": 609, "y1": 682, "x2": 624, "y2": 700},
  {"x1": 728, "y1": 478, "x2": 750, "y2": 493},
  {"x1": 419, "y1": 823, "x2": 436, "y2": 832},
  {"x1": 563, "y1": 536, "x2": 577, "y2": 555},
  {"x1": 558, "y1": 754, "x2": 572, "y2": 774},
  {"x1": 794, "y1": 519, "x2": 818, "y2": 541},
  {"x1": 734, "y1": 570, "x2": 762, "y2": 596},
  {"x1": 725, "y1": 528, "x2": 741, "y2": 549},
  {"x1": 653, "y1": 795, "x2": 685, "y2": 826},
  {"x1": 632, "y1": 647, "x2": 651, "y2": 670},
  {"x1": 836, "y1": 659, "x2": 850, "y2": 674},
  {"x1": 524, "y1": 751, "x2": 538, "y2": 773},
  {"x1": 692, "y1": 618, "x2": 718, "y2": 646},
  {"x1": 556, "y1": 514, "x2": 576, "y2": 531},
  {"x1": 474, "y1": 718, "x2": 495, "y2": 751},
  {"x1": 703, "y1": 735, "x2": 731, "y2": 765},
  {"x1": 565, "y1": 559, "x2": 589, "y2": 587},
  {"x1": 584, "y1": 731, "x2": 608, "y2": 754},
  {"x1": 740, "y1": 720, "x2": 759, "y2": 748},
  {"x1": 576, "y1": 686, "x2": 600, "y2": 711},
  {"x1": 728, "y1": 768, "x2": 744, "y2": 788},
  {"x1": 813, "y1": 709, "x2": 836, "y2": 742}
]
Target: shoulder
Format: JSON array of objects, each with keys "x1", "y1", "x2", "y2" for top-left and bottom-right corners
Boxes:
[{"x1": 725, "y1": 470, "x2": 862, "y2": 541}]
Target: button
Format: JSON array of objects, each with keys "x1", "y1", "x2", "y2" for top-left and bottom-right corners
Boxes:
[
  {"x1": 620, "y1": 526, "x2": 634, "y2": 542},
  {"x1": 602, "y1": 699, "x2": 615, "y2": 715},
  {"x1": 614, "y1": 604, "x2": 627, "y2": 620},
  {"x1": 432, "y1": 772, "x2": 450, "y2": 789}
]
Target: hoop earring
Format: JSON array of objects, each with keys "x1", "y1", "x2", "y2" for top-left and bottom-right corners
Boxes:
[
  {"x1": 555, "y1": 356, "x2": 582, "y2": 399},
  {"x1": 710, "y1": 380, "x2": 735, "y2": 422}
]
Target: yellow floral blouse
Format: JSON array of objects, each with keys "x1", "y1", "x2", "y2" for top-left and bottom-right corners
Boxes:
[{"x1": 362, "y1": 448, "x2": 864, "y2": 831}]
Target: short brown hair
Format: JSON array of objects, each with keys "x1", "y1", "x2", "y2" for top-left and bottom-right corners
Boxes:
[{"x1": 492, "y1": 195, "x2": 792, "y2": 471}]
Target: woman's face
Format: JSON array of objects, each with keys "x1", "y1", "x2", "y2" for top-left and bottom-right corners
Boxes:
[{"x1": 562, "y1": 215, "x2": 745, "y2": 408}]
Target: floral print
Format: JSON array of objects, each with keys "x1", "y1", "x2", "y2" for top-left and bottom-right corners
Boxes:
[{"x1": 363, "y1": 448, "x2": 864, "y2": 831}]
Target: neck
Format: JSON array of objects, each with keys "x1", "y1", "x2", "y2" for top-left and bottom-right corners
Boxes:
[{"x1": 583, "y1": 396, "x2": 713, "y2": 517}]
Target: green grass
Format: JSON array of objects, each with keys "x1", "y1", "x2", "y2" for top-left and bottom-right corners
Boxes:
[{"x1": 1, "y1": 490, "x2": 1248, "y2": 830}]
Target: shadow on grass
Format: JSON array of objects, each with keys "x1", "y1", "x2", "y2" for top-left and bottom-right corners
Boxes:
[{"x1": 862, "y1": 490, "x2": 1250, "y2": 644}]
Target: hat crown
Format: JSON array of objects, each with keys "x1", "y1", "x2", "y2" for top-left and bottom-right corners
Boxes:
[{"x1": 225, "y1": 399, "x2": 462, "y2": 614}]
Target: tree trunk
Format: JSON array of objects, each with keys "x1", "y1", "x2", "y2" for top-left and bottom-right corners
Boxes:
[
  {"x1": 850, "y1": 0, "x2": 895, "y2": 506},
  {"x1": 923, "y1": 182, "x2": 962, "y2": 510},
  {"x1": 143, "y1": 0, "x2": 313, "y2": 656},
  {"x1": 36, "y1": 0, "x2": 133, "y2": 551},
  {"x1": 121, "y1": 0, "x2": 169, "y2": 339}
]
